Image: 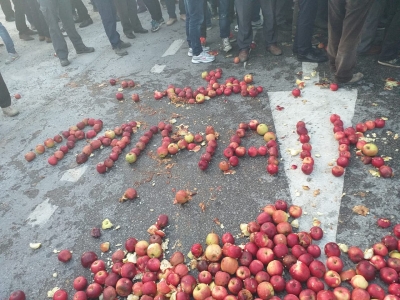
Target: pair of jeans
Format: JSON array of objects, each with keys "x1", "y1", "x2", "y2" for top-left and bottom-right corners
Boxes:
[
  {"x1": 92, "y1": 0, "x2": 121, "y2": 48},
  {"x1": 379, "y1": 0, "x2": 400, "y2": 61},
  {"x1": 0, "y1": 73, "x2": 11, "y2": 108},
  {"x1": 218, "y1": 0, "x2": 231, "y2": 38},
  {"x1": 165, "y1": 0, "x2": 185, "y2": 19},
  {"x1": 142, "y1": 0, "x2": 163, "y2": 21},
  {"x1": 235, "y1": 0, "x2": 252, "y2": 51},
  {"x1": 184, "y1": 0, "x2": 204, "y2": 56},
  {"x1": 293, "y1": 0, "x2": 318, "y2": 55},
  {"x1": 114, "y1": 0, "x2": 144, "y2": 34},
  {"x1": 39, "y1": 0, "x2": 87, "y2": 59},
  {"x1": 327, "y1": 0, "x2": 374, "y2": 82},
  {"x1": 0, "y1": 21, "x2": 16, "y2": 53}
]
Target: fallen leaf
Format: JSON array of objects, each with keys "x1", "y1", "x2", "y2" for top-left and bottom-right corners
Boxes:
[
  {"x1": 369, "y1": 169, "x2": 380, "y2": 177},
  {"x1": 302, "y1": 185, "x2": 310, "y2": 190},
  {"x1": 313, "y1": 189, "x2": 320, "y2": 197},
  {"x1": 199, "y1": 202, "x2": 206, "y2": 212},
  {"x1": 213, "y1": 218, "x2": 221, "y2": 225},
  {"x1": 352, "y1": 205, "x2": 369, "y2": 216}
]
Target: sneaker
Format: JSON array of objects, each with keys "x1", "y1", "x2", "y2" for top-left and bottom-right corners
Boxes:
[
  {"x1": 114, "y1": 47, "x2": 128, "y2": 56},
  {"x1": 378, "y1": 58, "x2": 400, "y2": 68},
  {"x1": 45, "y1": 37, "x2": 52, "y2": 43},
  {"x1": 60, "y1": 59, "x2": 70, "y2": 67},
  {"x1": 187, "y1": 46, "x2": 210, "y2": 57},
  {"x1": 76, "y1": 46, "x2": 95, "y2": 54},
  {"x1": 158, "y1": 18, "x2": 165, "y2": 25},
  {"x1": 191, "y1": 51, "x2": 215, "y2": 64},
  {"x1": 166, "y1": 18, "x2": 177, "y2": 26},
  {"x1": 222, "y1": 38, "x2": 232, "y2": 52},
  {"x1": 119, "y1": 41, "x2": 131, "y2": 49},
  {"x1": 251, "y1": 19, "x2": 263, "y2": 29},
  {"x1": 2, "y1": 106, "x2": 19, "y2": 116},
  {"x1": 5, "y1": 52, "x2": 20, "y2": 64},
  {"x1": 151, "y1": 20, "x2": 161, "y2": 32},
  {"x1": 234, "y1": 24, "x2": 238, "y2": 32}
]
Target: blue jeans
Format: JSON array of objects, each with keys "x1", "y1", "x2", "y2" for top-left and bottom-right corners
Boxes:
[
  {"x1": 184, "y1": 0, "x2": 204, "y2": 56},
  {"x1": 0, "y1": 22, "x2": 16, "y2": 54},
  {"x1": 92, "y1": 0, "x2": 120, "y2": 48},
  {"x1": 218, "y1": 0, "x2": 231, "y2": 38}
]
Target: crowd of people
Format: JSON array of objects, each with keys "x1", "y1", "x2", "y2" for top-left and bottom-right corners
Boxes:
[{"x1": 0, "y1": 0, "x2": 399, "y2": 117}]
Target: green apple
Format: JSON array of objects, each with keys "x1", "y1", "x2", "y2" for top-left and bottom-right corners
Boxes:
[
  {"x1": 362, "y1": 143, "x2": 378, "y2": 157},
  {"x1": 256, "y1": 124, "x2": 268, "y2": 135}
]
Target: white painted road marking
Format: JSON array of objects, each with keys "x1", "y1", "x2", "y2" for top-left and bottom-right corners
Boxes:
[
  {"x1": 60, "y1": 165, "x2": 88, "y2": 182},
  {"x1": 151, "y1": 64, "x2": 166, "y2": 74},
  {"x1": 269, "y1": 62, "x2": 357, "y2": 245},
  {"x1": 27, "y1": 198, "x2": 58, "y2": 226},
  {"x1": 162, "y1": 39, "x2": 185, "y2": 57}
]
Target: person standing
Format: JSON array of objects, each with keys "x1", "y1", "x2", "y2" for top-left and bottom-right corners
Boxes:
[
  {"x1": 38, "y1": 0, "x2": 95, "y2": 66},
  {"x1": 185, "y1": 0, "x2": 214, "y2": 63},
  {"x1": 219, "y1": 0, "x2": 233, "y2": 52},
  {"x1": 165, "y1": 0, "x2": 185, "y2": 25},
  {"x1": 327, "y1": 0, "x2": 374, "y2": 84},
  {"x1": 0, "y1": 21, "x2": 20, "y2": 64},
  {"x1": 71, "y1": 0, "x2": 94, "y2": 28},
  {"x1": 12, "y1": 0, "x2": 37, "y2": 41},
  {"x1": 377, "y1": 0, "x2": 400, "y2": 67},
  {"x1": 0, "y1": 73, "x2": 19, "y2": 117},
  {"x1": 1, "y1": 0, "x2": 15, "y2": 22},
  {"x1": 25, "y1": 0, "x2": 51, "y2": 42},
  {"x1": 293, "y1": 0, "x2": 327, "y2": 62},
  {"x1": 91, "y1": 0, "x2": 132, "y2": 56},
  {"x1": 114, "y1": 0, "x2": 148, "y2": 39},
  {"x1": 142, "y1": 0, "x2": 164, "y2": 32}
]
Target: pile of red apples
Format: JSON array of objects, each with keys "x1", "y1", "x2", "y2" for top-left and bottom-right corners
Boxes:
[
  {"x1": 8, "y1": 199, "x2": 400, "y2": 300},
  {"x1": 330, "y1": 114, "x2": 393, "y2": 178},
  {"x1": 295, "y1": 121, "x2": 313, "y2": 175},
  {"x1": 109, "y1": 78, "x2": 138, "y2": 102},
  {"x1": 154, "y1": 69, "x2": 263, "y2": 104}
]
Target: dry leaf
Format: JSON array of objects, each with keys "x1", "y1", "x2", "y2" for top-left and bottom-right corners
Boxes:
[
  {"x1": 313, "y1": 189, "x2": 320, "y2": 197},
  {"x1": 352, "y1": 205, "x2": 369, "y2": 216},
  {"x1": 213, "y1": 218, "x2": 221, "y2": 226},
  {"x1": 302, "y1": 185, "x2": 310, "y2": 191},
  {"x1": 369, "y1": 170, "x2": 380, "y2": 177},
  {"x1": 199, "y1": 202, "x2": 206, "y2": 212}
]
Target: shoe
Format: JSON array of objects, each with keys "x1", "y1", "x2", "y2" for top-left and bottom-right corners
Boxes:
[
  {"x1": 238, "y1": 49, "x2": 249, "y2": 62},
  {"x1": 5, "y1": 16, "x2": 15, "y2": 22},
  {"x1": 158, "y1": 18, "x2": 165, "y2": 25},
  {"x1": 39, "y1": 35, "x2": 45, "y2": 41},
  {"x1": 134, "y1": 28, "x2": 148, "y2": 33},
  {"x1": 297, "y1": 50, "x2": 327, "y2": 63},
  {"x1": 60, "y1": 59, "x2": 70, "y2": 67},
  {"x1": 166, "y1": 18, "x2": 177, "y2": 26},
  {"x1": 79, "y1": 18, "x2": 93, "y2": 28},
  {"x1": 19, "y1": 33, "x2": 34, "y2": 41},
  {"x1": 180, "y1": 14, "x2": 186, "y2": 21},
  {"x1": 114, "y1": 47, "x2": 128, "y2": 56},
  {"x1": 119, "y1": 41, "x2": 131, "y2": 49},
  {"x1": 5, "y1": 52, "x2": 20, "y2": 64},
  {"x1": 358, "y1": 45, "x2": 381, "y2": 56},
  {"x1": 137, "y1": 6, "x2": 147, "y2": 13},
  {"x1": 26, "y1": 29, "x2": 37, "y2": 35},
  {"x1": 222, "y1": 38, "x2": 232, "y2": 52},
  {"x1": 267, "y1": 44, "x2": 282, "y2": 56},
  {"x1": 251, "y1": 19, "x2": 263, "y2": 29},
  {"x1": 76, "y1": 46, "x2": 95, "y2": 54},
  {"x1": 206, "y1": 25, "x2": 212, "y2": 31},
  {"x1": 187, "y1": 46, "x2": 210, "y2": 57},
  {"x1": 45, "y1": 37, "x2": 52, "y2": 43},
  {"x1": 2, "y1": 106, "x2": 19, "y2": 116},
  {"x1": 191, "y1": 51, "x2": 215, "y2": 64},
  {"x1": 74, "y1": 16, "x2": 83, "y2": 23},
  {"x1": 340, "y1": 72, "x2": 364, "y2": 85},
  {"x1": 378, "y1": 57, "x2": 400, "y2": 68},
  {"x1": 151, "y1": 20, "x2": 161, "y2": 32},
  {"x1": 125, "y1": 32, "x2": 136, "y2": 39},
  {"x1": 277, "y1": 22, "x2": 292, "y2": 31}
]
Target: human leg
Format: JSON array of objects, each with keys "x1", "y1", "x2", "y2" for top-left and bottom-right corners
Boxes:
[
  {"x1": 293, "y1": 0, "x2": 318, "y2": 55},
  {"x1": 0, "y1": 0, "x2": 15, "y2": 21},
  {"x1": 0, "y1": 21, "x2": 16, "y2": 53},
  {"x1": 260, "y1": 0, "x2": 280, "y2": 54},
  {"x1": 235, "y1": 0, "x2": 252, "y2": 51},
  {"x1": 25, "y1": 0, "x2": 50, "y2": 38},
  {"x1": 114, "y1": 0, "x2": 134, "y2": 35},
  {"x1": 165, "y1": 0, "x2": 177, "y2": 19},
  {"x1": 378, "y1": 0, "x2": 400, "y2": 64},
  {"x1": 92, "y1": 0, "x2": 121, "y2": 48}
]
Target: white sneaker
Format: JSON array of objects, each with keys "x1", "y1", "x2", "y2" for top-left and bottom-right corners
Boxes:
[
  {"x1": 5, "y1": 52, "x2": 20, "y2": 64},
  {"x1": 187, "y1": 46, "x2": 210, "y2": 57},
  {"x1": 191, "y1": 51, "x2": 215, "y2": 64},
  {"x1": 222, "y1": 38, "x2": 232, "y2": 52},
  {"x1": 2, "y1": 106, "x2": 19, "y2": 116}
]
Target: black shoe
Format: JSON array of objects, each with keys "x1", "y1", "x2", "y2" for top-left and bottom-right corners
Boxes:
[
  {"x1": 79, "y1": 18, "x2": 93, "y2": 28},
  {"x1": 134, "y1": 28, "x2": 149, "y2": 34},
  {"x1": 26, "y1": 29, "x2": 37, "y2": 35},
  {"x1": 119, "y1": 41, "x2": 131, "y2": 49},
  {"x1": 74, "y1": 16, "x2": 83, "y2": 23},
  {"x1": 6, "y1": 16, "x2": 15, "y2": 22},
  {"x1": 297, "y1": 51, "x2": 328, "y2": 63},
  {"x1": 125, "y1": 32, "x2": 136, "y2": 39},
  {"x1": 76, "y1": 46, "x2": 95, "y2": 54},
  {"x1": 60, "y1": 59, "x2": 70, "y2": 67}
]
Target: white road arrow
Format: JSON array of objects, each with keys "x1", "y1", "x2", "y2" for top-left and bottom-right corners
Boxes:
[{"x1": 268, "y1": 62, "x2": 357, "y2": 245}]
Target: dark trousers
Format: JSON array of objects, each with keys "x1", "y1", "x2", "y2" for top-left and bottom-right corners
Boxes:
[
  {"x1": 327, "y1": 0, "x2": 374, "y2": 82},
  {"x1": 235, "y1": 0, "x2": 252, "y2": 51},
  {"x1": 165, "y1": 0, "x2": 185, "y2": 18},
  {"x1": 92, "y1": 0, "x2": 121, "y2": 48},
  {"x1": 25, "y1": 0, "x2": 50, "y2": 37},
  {"x1": 142, "y1": 0, "x2": 162, "y2": 21},
  {"x1": 71, "y1": 0, "x2": 90, "y2": 20},
  {"x1": 293, "y1": 0, "x2": 318, "y2": 55},
  {"x1": 39, "y1": 0, "x2": 87, "y2": 59},
  {"x1": 114, "y1": 0, "x2": 143, "y2": 34},
  {"x1": 218, "y1": 0, "x2": 232, "y2": 38},
  {"x1": 0, "y1": 0, "x2": 14, "y2": 19},
  {"x1": 379, "y1": 0, "x2": 400, "y2": 61},
  {"x1": 184, "y1": 0, "x2": 204, "y2": 56},
  {"x1": 259, "y1": 0, "x2": 277, "y2": 47},
  {"x1": 0, "y1": 73, "x2": 11, "y2": 108},
  {"x1": 12, "y1": 0, "x2": 30, "y2": 34}
]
